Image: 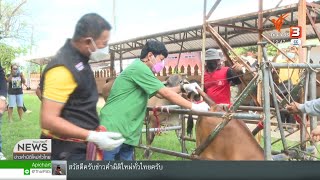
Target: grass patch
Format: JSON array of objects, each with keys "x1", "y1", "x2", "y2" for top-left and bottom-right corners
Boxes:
[
  {"x1": 2, "y1": 94, "x2": 42, "y2": 160},
  {"x1": 135, "y1": 130, "x2": 196, "y2": 160}
]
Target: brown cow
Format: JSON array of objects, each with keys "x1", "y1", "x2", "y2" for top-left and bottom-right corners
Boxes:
[{"x1": 195, "y1": 104, "x2": 265, "y2": 160}]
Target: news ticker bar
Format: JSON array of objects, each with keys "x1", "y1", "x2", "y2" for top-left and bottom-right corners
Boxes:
[
  {"x1": 66, "y1": 161, "x2": 320, "y2": 180},
  {"x1": 0, "y1": 161, "x2": 320, "y2": 180}
]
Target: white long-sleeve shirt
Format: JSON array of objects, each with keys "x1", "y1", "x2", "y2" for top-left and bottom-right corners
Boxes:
[{"x1": 299, "y1": 98, "x2": 320, "y2": 116}]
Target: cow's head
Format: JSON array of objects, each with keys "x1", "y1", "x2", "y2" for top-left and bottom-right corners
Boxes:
[
  {"x1": 184, "y1": 79, "x2": 201, "y2": 102},
  {"x1": 162, "y1": 74, "x2": 186, "y2": 87}
]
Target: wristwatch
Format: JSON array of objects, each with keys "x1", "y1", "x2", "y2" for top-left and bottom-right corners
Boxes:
[{"x1": 0, "y1": 96, "x2": 6, "y2": 101}]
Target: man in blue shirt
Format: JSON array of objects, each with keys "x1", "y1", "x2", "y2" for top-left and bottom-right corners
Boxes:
[{"x1": 287, "y1": 99, "x2": 320, "y2": 142}]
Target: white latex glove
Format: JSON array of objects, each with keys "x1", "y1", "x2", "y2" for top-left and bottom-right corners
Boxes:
[
  {"x1": 191, "y1": 102, "x2": 210, "y2": 112},
  {"x1": 86, "y1": 131, "x2": 125, "y2": 151},
  {"x1": 182, "y1": 83, "x2": 202, "y2": 94}
]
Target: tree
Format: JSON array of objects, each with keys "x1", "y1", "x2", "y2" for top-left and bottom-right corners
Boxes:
[
  {"x1": 233, "y1": 45, "x2": 257, "y2": 59},
  {"x1": 0, "y1": 43, "x2": 27, "y2": 71},
  {"x1": 0, "y1": 0, "x2": 28, "y2": 41},
  {"x1": 0, "y1": 0, "x2": 30, "y2": 71},
  {"x1": 266, "y1": 44, "x2": 277, "y2": 56},
  {"x1": 233, "y1": 44, "x2": 277, "y2": 58}
]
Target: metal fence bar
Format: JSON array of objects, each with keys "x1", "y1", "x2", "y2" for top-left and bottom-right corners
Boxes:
[
  {"x1": 181, "y1": 115, "x2": 187, "y2": 156},
  {"x1": 137, "y1": 145, "x2": 193, "y2": 160},
  {"x1": 145, "y1": 112, "x2": 152, "y2": 160},
  {"x1": 260, "y1": 42, "x2": 272, "y2": 160},
  {"x1": 141, "y1": 126, "x2": 182, "y2": 133},
  {"x1": 146, "y1": 107, "x2": 263, "y2": 120},
  {"x1": 271, "y1": 63, "x2": 320, "y2": 69},
  {"x1": 182, "y1": 136, "x2": 196, "y2": 142},
  {"x1": 268, "y1": 69, "x2": 288, "y2": 152},
  {"x1": 305, "y1": 46, "x2": 318, "y2": 132}
]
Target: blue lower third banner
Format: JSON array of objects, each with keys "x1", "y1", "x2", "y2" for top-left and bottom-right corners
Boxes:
[{"x1": 67, "y1": 161, "x2": 320, "y2": 180}]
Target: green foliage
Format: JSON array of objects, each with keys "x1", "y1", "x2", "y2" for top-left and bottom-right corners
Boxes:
[
  {"x1": 0, "y1": 0, "x2": 31, "y2": 71},
  {"x1": 233, "y1": 45, "x2": 257, "y2": 58},
  {"x1": 266, "y1": 44, "x2": 277, "y2": 56},
  {"x1": 233, "y1": 44, "x2": 277, "y2": 58},
  {"x1": 0, "y1": 43, "x2": 28, "y2": 71}
]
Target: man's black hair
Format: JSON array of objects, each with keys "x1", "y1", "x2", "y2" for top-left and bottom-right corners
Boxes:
[
  {"x1": 72, "y1": 13, "x2": 112, "y2": 41},
  {"x1": 140, "y1": 40, "x2": 168, "y2": 59}
]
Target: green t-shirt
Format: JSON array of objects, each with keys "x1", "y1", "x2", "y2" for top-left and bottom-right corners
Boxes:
[{"x1": 100, "y1": 60, "x2": 165, "y2": 146}]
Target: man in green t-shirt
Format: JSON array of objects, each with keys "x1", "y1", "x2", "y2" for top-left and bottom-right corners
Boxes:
[{"x1": 100, "y1": 40, "x2": 210, "y2": 160}]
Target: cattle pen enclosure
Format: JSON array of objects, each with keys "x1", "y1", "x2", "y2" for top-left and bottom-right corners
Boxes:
[{"x1": 134, "y1": 42, "x2": 320, "y2": 161}]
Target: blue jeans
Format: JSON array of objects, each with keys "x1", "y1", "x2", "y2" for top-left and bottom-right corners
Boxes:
[{"x1": 104, "y1": 144, "x2": 134, "y2": 160}]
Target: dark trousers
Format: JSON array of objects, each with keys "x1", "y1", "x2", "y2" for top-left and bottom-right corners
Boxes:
[{"x1": 41, "y1": 134, "x2": 87, "y2": 160}]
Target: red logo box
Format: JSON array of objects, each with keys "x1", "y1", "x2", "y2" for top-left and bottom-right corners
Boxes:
[{"x1": 290, "y1": 26, "x2": 302, "y2": 39}]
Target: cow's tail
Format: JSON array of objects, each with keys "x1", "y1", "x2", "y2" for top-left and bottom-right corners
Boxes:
[{"x1": 187, "y1": 114, "x2": 194, "y2": 136}]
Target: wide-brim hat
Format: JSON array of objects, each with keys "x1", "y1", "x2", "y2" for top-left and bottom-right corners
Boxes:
[{"x1": 205, "y1": 49, "x2": 221, "y2": 61}]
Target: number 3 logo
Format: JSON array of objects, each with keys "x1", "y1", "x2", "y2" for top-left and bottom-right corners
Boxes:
[{"x1": 290, "y1": 26, "x2": 302, "y2": 38}]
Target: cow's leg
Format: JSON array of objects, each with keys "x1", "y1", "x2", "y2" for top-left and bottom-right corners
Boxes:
[{"x1": 148, "y1": 117, "x2": 157, "y2": 144}]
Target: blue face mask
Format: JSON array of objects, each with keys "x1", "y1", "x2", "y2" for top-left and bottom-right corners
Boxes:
[{"x1": 287, "y1": 52, "x2": 295, "y2": 59}]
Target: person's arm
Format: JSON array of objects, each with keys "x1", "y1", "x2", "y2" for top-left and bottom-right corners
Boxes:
[
  {"x1": 36, "y1": 86, "x2": 42, "y2": 100},
  {"x1": 227, "y1": 68, "x2": 241, "y2": 85},
  {"x1": 20, "y1": 73, "x2": 26, "y2": 84},
  {"x1": 132, "y1": 67, "x2": 209, "y2": 111},
  {"x1": 155, "y1": 86, "x2": 180, "y2": 99},
  {"x1": 41, "y1": 98, "x2": 89, "y2": 139},
  {"x1": 157, "y1": 87, "x2": 192, "y2": 109},
  {"x1": 23, "y1": 82, "x2": 30, "y2": 89},
  {"x1": 299, "y1": 98, "x2": 320, "y2": 116},
  {"x1": 158, "y1": 86, "x2": 209, "y2": 111},
  {"x1": 36, "y1": 86, "x2": 42, "y2": 101},
  {"x1": 20, "y1": 73, "x2": 30, "y2": 89}
]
